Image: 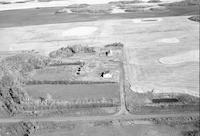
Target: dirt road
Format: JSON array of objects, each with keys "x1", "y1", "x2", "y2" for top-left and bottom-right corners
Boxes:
[{"x1": 0, "y1": 112, "x2": 198, "y2": 123}]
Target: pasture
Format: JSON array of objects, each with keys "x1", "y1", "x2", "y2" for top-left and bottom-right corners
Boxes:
[{"x1": 25, "y1": 83, "x2": 120, "y2": 100}]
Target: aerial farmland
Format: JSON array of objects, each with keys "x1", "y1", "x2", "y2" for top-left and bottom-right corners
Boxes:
[{"x1": 0, "y1": 0, "x2": 199, "y2": 136}]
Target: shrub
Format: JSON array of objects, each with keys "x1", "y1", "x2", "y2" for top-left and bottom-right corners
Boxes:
[
  {"x1": 66, "y1": 4, "x2": 89, "y2": 8},
  {"x1": 109, "y1": 0, "x2": 141, "y2": 5},
  {"x1": 148, "y1": 0, "x2": 161, "y2": 3},
  {"x1": 49, "y1": 45, "x2": 96, "y2": 58},
  {"x1": 6, "y1": 121, "x2": 36, "y2": 136},
  {"x1": 159, "y1": 0, "x2": 199, "y2": 6},
  {"x1": 188, "y1": 16, "x2": 200, "y2": 22},
  {"x1": 1, "y1": 53, "x2": 50, "y2": 74},
  {"x1": 0, "y1": 53, "x2": 50, "y2": 115},
  {"x1": 0, "y1": 74, "x2": 26, "y2": 115},
  {"x1": 49, "y1": 47, "x2": 73, "y2": 58},
  {"x1": 104, "y1": 42, "x2": 124, "y2": 48}
]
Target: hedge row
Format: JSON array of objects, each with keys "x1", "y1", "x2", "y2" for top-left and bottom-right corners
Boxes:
[{"x1": 26, "y1": 80, "x2": 116, "y2": 85}]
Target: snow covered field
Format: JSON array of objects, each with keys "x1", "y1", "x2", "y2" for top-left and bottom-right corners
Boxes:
[{"x1": 159, "y1": 50, "x2": 199, "y2": 65}]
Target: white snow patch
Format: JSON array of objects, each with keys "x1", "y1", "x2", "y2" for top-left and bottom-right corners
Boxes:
[
  {"x1": 159, "y1": 50, "x2": 199, "y2": 65},
  {"x1": 9, "y1": 44, "x2": 36, "y2": 51},
  {"x1": 130, "y1": 86, "x2": 150, "y2": 94},
  {"x1": 153, "y1": 89, "x2": 199, "y2": 97},
  {"x1": 103, "y1": 73, "x2": 112, "y2": 78},
  {"x1": 56, "y1": 8, "x2": 72, "y2": 13},
  {"x1": 132, "y1": 18, "x2": 162, "y2": 23},
  {"x1": 62, "y1": 26, "x2": 97, "y2": 37},
  {"x1": 157, "y1": 37, "x2": 180, "y2": 43},
  {"x1": 131, "y1": 85, "x2": 199, "y2": 97},
  {"x1": 9, "y1": 43, "x2": 66, "y2": 56},
  {"x1": 111, "y1": 6, "x2": 125, "y2": 14}
]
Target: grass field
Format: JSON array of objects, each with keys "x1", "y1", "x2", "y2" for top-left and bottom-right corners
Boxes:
[
  {"x1": 30, "y1": 65, "x2": 78, "y2": 81},
  {"x1": 25, "y1": 83, "x2": 120, "y2": 100},
  {"x1": 123, "y1": 16, "x2": 199, "y2": 97},
  {"x1": 34, "y1": 121, "x2": 181, "y2": 136},
  {"x1": 29, "y1": 59, "x2": 120, "y2": 82}
]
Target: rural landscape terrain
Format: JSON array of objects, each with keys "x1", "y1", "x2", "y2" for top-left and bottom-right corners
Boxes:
[{"x1": 0, "y1": 0, "x2": 199, "y2": 136}]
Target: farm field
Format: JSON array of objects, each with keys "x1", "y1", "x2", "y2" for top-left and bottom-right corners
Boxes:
[
  {"x1": 122, "y1": 16, "x2": 199, "y2": 98},
  {"x1": 0, "y1": 15, "x2": 199, "y2": 117},
  {"x1": 0, "y1": 0, "x2": 199, "y2": 135},
  {"x1": 34, "y1": 121, "x2": 182, "y2": 136},
  {"x1": 29, "y1": 65, "x2": 78, "y2": 81},
  {"x1": 25, "y1": 83, "x2": 120, "y2": 100},
  {"x1": 0, "y1": 15, "x2": 198, "y2": 97},
  {"x1": 0, "y1": 44, "x2": 123, "y2": 118},
  {"x1": 0, "y1": 116, "x2": 199, "y2": 136},
  {"x1": 0, "y1": 16, "x2": 198, "y2": 115},
  {"x1": 29, "y1": 59, "x2": 121, "y2": 82}
]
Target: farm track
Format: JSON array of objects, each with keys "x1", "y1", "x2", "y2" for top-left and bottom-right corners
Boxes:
[
  {"x1": 114, "y1": 47, "x2": 130, "y2": 116},
  {"x1": 0, "y1": 112, "x2": 198, "y2": 123},
  {"x1": 26, "y1": 80, "x2": 117, "y2": 85}
]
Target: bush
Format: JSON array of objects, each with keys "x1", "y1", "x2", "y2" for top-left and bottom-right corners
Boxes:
[
  {"x1": 148, "y1": 0, "x2": 161, "y2": 3},
  {"x1": 66, "y1": 4, "x2": 89, "y2": 8},
  {"x1": 70, "y1": 8, "x2": 110, "y2": 14},
  {"x1": 49, "y1": 45, "x2": 96, "y2": 58},
  {"x1": 0, "y1": 70, "x2": 29, "y2": 114},
  {"x1": 49, "y1": 47, "x2": 73, "y2": 58},
  {"x1": 159, "y1": 0, "x2": 199, "y2": 6},
  {"x1": 104, "y1": 42, "x2": 124, "y2": 48},
  {"x1": 0, "y1": 53, "x2": 50, "y2": 115},
  {"x1": 1, "y1": 53, "x2": 50, "y2": 74},
  {"x1": 6, "y1": 121, "x2": 36, "y2": 136},
  {"x1": 109, "y1": 0, "x2": 141, "y2": 5},
  {"x1": 188, "y1": 16, "x2": 200, "y2": 22},
  {"x1": 0, "y1": 1, "x2": 11, "y2": 4}
]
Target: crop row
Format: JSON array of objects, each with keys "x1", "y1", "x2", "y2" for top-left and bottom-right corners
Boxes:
[
  {"x1": 26, "y1": 80, "x2": 116, "y2": 85},
  {"x1": 23, "y1": 98, "x2": 120, "y2": 111}
]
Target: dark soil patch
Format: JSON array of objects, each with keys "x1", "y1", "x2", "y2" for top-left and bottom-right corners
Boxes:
[
  {"x1": 49, "y1": 45, "x2": 95, "y2": 58},
  {"x1": 0, "y1": 3, "x2": 199, "y2": 28},
  {"x1": 152, "y1": 98, "x2": 179, "y2": 103}
]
